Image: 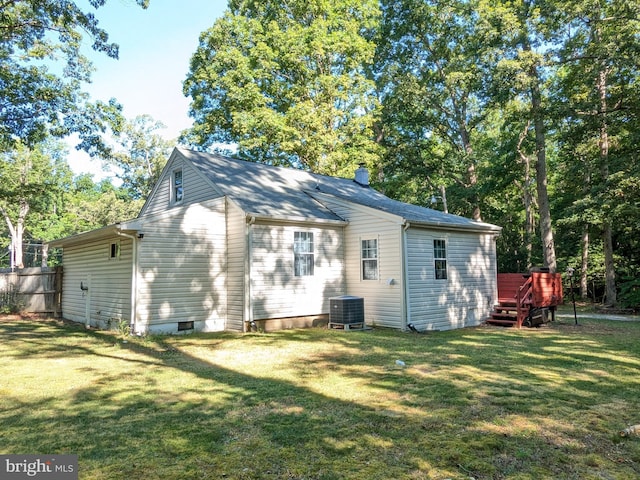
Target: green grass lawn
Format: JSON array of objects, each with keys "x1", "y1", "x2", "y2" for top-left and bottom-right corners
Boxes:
[{"x1": 1, "y1": 315, "x2": 639, "y2": 480}]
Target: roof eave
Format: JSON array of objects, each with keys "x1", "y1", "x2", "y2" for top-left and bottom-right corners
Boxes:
[
  {"x1": 404, "y1": 219, "x2": 502, "y2": 234},
  {"x1": 246, "y1": 212, "x2": 348, "y2": 226},
  {"x1": 47, "y1": 222, "x2": 140, "y2": 248}
]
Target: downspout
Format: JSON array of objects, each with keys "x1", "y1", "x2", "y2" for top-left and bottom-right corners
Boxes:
[
  {"x1": 244, "y1": 216, "x2": 256, "y2": 332},
  {"x1": 402, "y1": 221, "x2": 411, "y2": 331},
  {"x1": 117, "y1": 231, "x2": 138, "y2": 335}
]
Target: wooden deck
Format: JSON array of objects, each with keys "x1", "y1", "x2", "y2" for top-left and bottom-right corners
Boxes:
[{"x1": 487, "y1": 272, "x2": 563, "y2": 328}]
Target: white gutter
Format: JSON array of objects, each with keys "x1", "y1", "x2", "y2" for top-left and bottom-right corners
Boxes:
[
  {"x1": 405, "y1": 220, "x2": 502, "y2": 234},
  {"x1": 402, "y1": 221, "x2": 411, "y2": 331},
  {"x1": 117, "y1": 230, "x2": 139, "y2": 335},
  {"x1": 244, "y1": 211, "x2": 348, "y2": 226}
]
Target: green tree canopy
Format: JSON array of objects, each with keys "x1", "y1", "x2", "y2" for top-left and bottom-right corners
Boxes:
[
  {"x1": 0, "y1": 0, "x2": 149, "y2": 153},
  {"x1": 183, "y1": 0, "x2": 381, "y2": 176},
  {"x1": 100, "y1": 115, "x2": 173, "y2": 200}
]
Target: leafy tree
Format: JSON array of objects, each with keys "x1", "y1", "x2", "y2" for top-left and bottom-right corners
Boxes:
[
  {"x1": 60, "y1": 176, "x2": 144, "y2": 233},
  {"x1": 479, "y1": 0, "x2": 560, "y2": 272},
  {"x1": 0, "y1": 140, "x2": 70, "y2": 268},
  {"x1": 100, "y1": 115, "x2": 173, "y2": 200},
  {"x1": 183, "y1": 0, "x2": 381, "y2": 176},
  {"x1": 376, "y1": 0, "x2": 496, "y2": 220},
  {"x1": 551, "y1": 0, "x2": 640, "y2": 305},
  {"x1": 0, "y1": 0, "x2": 149, "y2": 153}
]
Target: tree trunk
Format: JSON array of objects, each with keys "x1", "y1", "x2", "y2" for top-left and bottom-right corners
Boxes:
[
  {"x1": 528, "y1": 56, "x2": 557, "y2": 272},
  {"x1": 596, "y1": 61, "x2": 616, "y2": 305},
  {"x1": 1, "y1": 200, "x2": 29, "y2": 270},
  {"x1": 459, "y1": 119, "x2": 481, "y2": 221},
  {"x1": 603, "y1": 223, "x2": 616, "y2": 305},
  {"x1": 15, "y1": 200, "x2": 29, "y2": 269},
  {"x1": 41, "y1": 243, "x2": 49, "y2": 268},
  {"x1": 517, "y1": 121, "x2": 535, "y2": 269},
  {"x1": 580, "y1": 226, "x2": 589, "y2": 298}
]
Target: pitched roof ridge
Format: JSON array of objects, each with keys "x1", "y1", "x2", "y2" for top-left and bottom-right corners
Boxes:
[{"x1": 177, "y1": 146, "x2": 361, "y2": 188}]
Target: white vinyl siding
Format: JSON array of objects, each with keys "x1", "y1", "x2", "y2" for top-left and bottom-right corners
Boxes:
[
  {"x1": 407, "y1": 229, "x2": 497, "y2": 331},
  {"x1": 60, "y1": 236, "x2": 133, "y2": 329},
  {"x1": 225, "y1": 200, "x2": 246, "y2": 331},
  {"x1": 135, "y1": 198, "x2": 228, "y2": 333},
  {"x1": 142, "y1": 152, "x2": 222, "y2": 217},
  {"x1": 315, "y1": 195, "x2": 405, "y2": 329},
  {"x1": 250, "y1": 222, "x2": 344, "y2": 320}
]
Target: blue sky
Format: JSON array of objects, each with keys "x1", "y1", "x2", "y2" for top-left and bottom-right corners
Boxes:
[{"x1": 68, "y1": 0, "x2": 227, "y2": 178}]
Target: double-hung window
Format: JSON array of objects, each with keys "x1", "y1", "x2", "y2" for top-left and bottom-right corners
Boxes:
[
  {"x1": 434, "y1": 239, "x2": 447, "y2": 280},
  {"x1": 361, "y1": 238, "x2": 379, "y2": 280},
  {"x1": 172, "y1": 169, "x2": 183, "y2": 204},
  {"x1": 294, "y1": 232, "x2": 314, "y2": 276}
]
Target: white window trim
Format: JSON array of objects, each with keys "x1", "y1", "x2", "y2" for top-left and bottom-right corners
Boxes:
[
  {"x1": 171, "y1": 168, "x2": 184, "y2": 205},
  {"x1": 293, "y1": 231, "x2": 314, "y2": 277},
  {"x1": 361, "y1": 237, "x2": 379, "y2": 281},
  {"x1": 109, "y1": 240, "x2": 121, "y2": 260},
  {"x1": 434, "y1": 238, "x2": 447, "y2": 280}
]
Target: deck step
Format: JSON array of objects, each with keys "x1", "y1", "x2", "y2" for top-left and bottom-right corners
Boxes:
[
  {"x1": 487, "y1": 300, "x2": 520, "y2": 327},
  {"x1": 486, "y1": 318, "x2": 518, "y2": 326}
]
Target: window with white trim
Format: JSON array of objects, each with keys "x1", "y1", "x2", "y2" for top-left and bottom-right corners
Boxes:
[
  {"x1": 361, "y1": 238, "x2": 379, "y2": 280},
  {"x1": 172, "y1": 169, "x2": 183, "y2": 204},
  {"x1": 294, "y1": 232, "x2": 314, "y2": 276},
  {"x1": 434, "y1": 239, "x2": 447, "y2": 280}
]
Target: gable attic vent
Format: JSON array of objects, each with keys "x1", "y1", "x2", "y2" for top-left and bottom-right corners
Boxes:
[{"x1": 354, "y1": 163, "x2": 369, "y2": 187}]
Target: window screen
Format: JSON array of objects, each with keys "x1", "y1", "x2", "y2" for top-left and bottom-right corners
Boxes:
[
  {"x1": 173, "y1": 169, "x2": 183, "y2": 203},
  {"x1": 361, "y1": 239, "x2": 378, "y2": 280},
  {"x1": 434, "y1": 239, "x2": 447, "y2": 280},
  {"x1": 294, "y1": 232, "x2": 314, "y2": 276}
]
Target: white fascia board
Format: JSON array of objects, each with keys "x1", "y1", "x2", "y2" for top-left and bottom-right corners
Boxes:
[
  {"x1": 47, "y1": 223, "x2": 139, "y2": 248},
  {"x1": 245, "y1": 211, "x2": 348, "y2": 226},
  {"x1": 406, "y1": 220, "x2": 503, "y2": 235}
]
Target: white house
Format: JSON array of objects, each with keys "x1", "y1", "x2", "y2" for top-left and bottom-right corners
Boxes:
[{"x1": 48, "y1": 147, "x2": 502, "y2": 334}]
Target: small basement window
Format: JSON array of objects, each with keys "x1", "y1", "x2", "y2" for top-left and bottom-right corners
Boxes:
[{"x1": 434, "y1": 239, "x2": 447, "y2": 280}]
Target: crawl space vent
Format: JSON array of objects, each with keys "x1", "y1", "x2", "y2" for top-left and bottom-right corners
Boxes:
[{"x1": 178, "y1": 321, "x2": 194, "y2": 331}]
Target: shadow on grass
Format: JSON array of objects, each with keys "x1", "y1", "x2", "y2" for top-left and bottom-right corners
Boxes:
[{"x1": 1, "y1": 317, "x2": 639, "y2": 479}]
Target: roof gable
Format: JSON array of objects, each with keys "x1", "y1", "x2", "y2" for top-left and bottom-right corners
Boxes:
[
  {"x1": 138, "y1": 148, "x2": 224, "y2": 218},
  {"x1": 180, "y1": 148, "x2": 345, "y2": 223}
]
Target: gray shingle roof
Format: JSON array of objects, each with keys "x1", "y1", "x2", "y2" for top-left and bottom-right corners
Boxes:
[{"x1": 180, "y1": 148, "x2": 501, "y2": 233}]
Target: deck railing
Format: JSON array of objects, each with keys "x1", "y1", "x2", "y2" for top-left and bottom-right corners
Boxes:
[{"x1": 515, "y1": 276, "x2": 533, "y2": 328}]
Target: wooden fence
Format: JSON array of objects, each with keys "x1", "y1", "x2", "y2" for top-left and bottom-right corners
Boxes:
[{"x1": 0, "y1": 267, "x2": 62, "y2": 315}]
